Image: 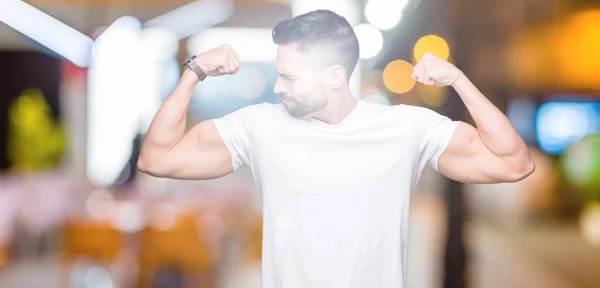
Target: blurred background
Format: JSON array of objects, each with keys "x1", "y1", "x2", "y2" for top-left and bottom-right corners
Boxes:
[{"x1": 1, "y1": 0, "x2": 600, "y2": 287}]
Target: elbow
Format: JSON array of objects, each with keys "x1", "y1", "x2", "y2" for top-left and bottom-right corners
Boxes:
[
  {"x1": 136, "y1": 157, "x2": 149, "y2": 174},
  {"x1": 137, "y1": 156, "x2": 153, "y2": 175},
  {"x1": 137, "y1": 155, "x2": 167, "y2": 178},
  {"x1": 508, "y1": 156, "x2": 536, "y2": 182}
]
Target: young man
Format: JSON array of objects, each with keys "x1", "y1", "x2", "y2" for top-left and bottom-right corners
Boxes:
[{"x1": 138, "y1": 9, "x2": 534, "y2": 288}]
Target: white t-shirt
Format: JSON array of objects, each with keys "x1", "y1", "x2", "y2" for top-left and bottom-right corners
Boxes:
[{"x1": 213, "y1": 100, "x2": 459, "y2": 288}]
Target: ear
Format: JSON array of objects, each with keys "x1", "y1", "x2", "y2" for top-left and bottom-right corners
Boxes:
[{"x1": 327, "y1": 65, "x2": 346, "y2": 90}]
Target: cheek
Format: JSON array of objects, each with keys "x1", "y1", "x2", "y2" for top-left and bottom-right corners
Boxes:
[
  {"x1": 287, "y1": 81, "x2": 307, "y2": 96},
  {"x1": 295, "y1": 79, "x2": 322, "y2": 94}
]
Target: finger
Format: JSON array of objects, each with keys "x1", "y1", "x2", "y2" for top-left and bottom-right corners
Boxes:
[
  {"x1": 227, "y1": 53, "x2": 237, "y2": 75},
  {"x1": 218, "y1": 67, "x2": 226, "y2": 74},
  {"x1": 231, "y1": 48, "x2": 241, "y2": 66},
  {"x1": 230, "y1": 51, "x2": 240, "y2": 73},
  {"x1": 223, "y1": 44, "x2": 238, "y2": 62},
  {"x1": 419, "y1": 64, "x2": 428, "y2": 83},
  {"x1": 411, "y1": 66, "x2": 418, "y2": 80},
  {"x1": 221, "y1": 51, "x2": 233, "y2": 73},
  {"x1": 222, "y1": 44, "x2": 233, "y2": 51},
  {"x1": 412, "y1": 61, "x2": 424, "y2": 81},
  {"x1": 411, "y1": 64, "x2": 419, "y2": 81}
]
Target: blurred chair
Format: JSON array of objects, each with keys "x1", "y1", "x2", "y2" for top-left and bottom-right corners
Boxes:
[{"x1": 137, "y1": 213, "x2": 213, "y2": 288}]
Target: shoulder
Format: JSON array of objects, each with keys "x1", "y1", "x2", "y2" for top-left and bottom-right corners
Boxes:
[
  {"x1": 390, "y1": 103, "x2": 451, "y2": 124},
  {"x1": 394, "y1": 103, "x2": 438, "y2": 117}
]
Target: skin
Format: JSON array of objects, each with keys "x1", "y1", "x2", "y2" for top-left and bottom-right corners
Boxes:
[
  {"x1": 138, "y1": 45, "x2": 534, "y2": 184},
  {"x1": 412, "y1": 53, "x2": 535, "y2": 183},
  {"x1": 273, "y1": 44, "x2": 358, "y2": 124}
]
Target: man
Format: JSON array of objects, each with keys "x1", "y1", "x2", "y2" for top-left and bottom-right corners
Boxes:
[{"x1": 138, "y1": 9, "x2": 534, "y2": 288}]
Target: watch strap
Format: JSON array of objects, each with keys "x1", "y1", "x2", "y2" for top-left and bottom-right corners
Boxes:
[{"x1": 184, "y1": 55, "x2": 207, "y2": 81}]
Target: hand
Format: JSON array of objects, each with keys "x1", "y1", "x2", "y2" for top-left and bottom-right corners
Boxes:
[
  {"x1": 412, "y1": 52, "x2": 465, "y2": 86},
  {"x1": 195, "y1": 44, "x2": 241, "y2": 77}
]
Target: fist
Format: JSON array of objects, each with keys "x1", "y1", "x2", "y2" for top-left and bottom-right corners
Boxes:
[
  {"x1": 411, "y1": 52, "x2": 464, "y2": 86},
  {"x1": 195, "y1": 44, "x2": 241, "y2": 77}
]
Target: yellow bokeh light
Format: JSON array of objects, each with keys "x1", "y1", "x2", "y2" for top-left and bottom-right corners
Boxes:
[
  {"x1": 413, "y1": 34, "x2": 450, "y2": 62},
  {"x1": 417, "y1": 84, "x2": 448, "y2": 107},
  {"x1": 580, "y1": 201, "x2": 600, "y2": 247},
  {"x1": 7, "y1": 88, "x2": 65, "y2": 171},
  {"x1": 555, "y1": 10, "x2": 600, "y2": 90},
  {"x1": 383, "y1": 60, "x2": 416, "y2": 94}
]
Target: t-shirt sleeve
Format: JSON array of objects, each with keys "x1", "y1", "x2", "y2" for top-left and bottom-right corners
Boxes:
[
  {"x1": 402, "y1": 105, "x2": 460, "y2": 172},
  {"x1": 211, "y1": 105, "x2": 257, "y2": 171}
]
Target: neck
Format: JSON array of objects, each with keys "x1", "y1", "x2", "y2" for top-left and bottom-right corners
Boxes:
[{"x1": 312, "y1": 87, "x2": 359, "y2": 125}]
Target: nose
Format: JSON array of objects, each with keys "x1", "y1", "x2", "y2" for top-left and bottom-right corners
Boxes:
[{"x1": 273, "y1": 77, "x2": 285, "y2": 95}]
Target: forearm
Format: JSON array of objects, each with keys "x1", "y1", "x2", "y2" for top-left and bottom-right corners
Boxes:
[
  {"x1": 141, "y1": 70, "x2": 199, "y2": 155},
  {"x1": 452, "y1": 76, "x2": 528, "y2": 159}
]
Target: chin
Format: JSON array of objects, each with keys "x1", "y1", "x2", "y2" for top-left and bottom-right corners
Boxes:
[
  {"x1": 286, "y1": 109, "x2": 308, "y2": 118},
  {"x1": 287, "y1": 107, "x2": 320, "y2": 119},
  {"x1": 283, "y1": 98, "x2": 326, "y2": 118}
]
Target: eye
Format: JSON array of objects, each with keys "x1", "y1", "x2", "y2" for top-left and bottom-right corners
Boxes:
[{"x1": 278, "y1": 73, "x2": 295, "y2": 81}]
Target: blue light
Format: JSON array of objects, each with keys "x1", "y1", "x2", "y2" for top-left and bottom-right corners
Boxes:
[
  {"x1": 507, "y1": 98, "x2": 537, "y2": 145},
  {"x1": 536, "y1": 101, "x2": 600, "y2": 155}
]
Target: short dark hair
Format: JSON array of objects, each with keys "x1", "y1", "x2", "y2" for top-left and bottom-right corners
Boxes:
[{"x1": 272, "y1": 9, "x2": 360, "y2": 80}]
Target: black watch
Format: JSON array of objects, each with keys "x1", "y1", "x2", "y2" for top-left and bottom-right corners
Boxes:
[{"x1": 183, "y1": 55, "x2": 207, "y2": 81}]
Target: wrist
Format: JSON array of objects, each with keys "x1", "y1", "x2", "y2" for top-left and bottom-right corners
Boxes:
[
  {"x1": 451, "y1": 71, "x2": 469, "y2": 88},
  {"x1": 182, "y1": 68, "x2": 200, "y2": 82},
  {"x1": 183, "y1": 54, "x2": 207, "y2": 81}
]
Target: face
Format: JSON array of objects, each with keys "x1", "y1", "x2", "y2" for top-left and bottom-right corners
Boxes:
[{"x1": 273, "y1": 45, "x2": 330, "y2": 118}]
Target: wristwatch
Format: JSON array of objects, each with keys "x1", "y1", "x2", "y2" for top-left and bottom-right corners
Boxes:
[{"x1": 183, "y1": 55, "x2": 207, "y2": 81}]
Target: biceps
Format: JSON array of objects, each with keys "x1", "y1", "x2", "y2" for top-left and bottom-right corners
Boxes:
[
  {"x1": 437, "y1": 122, "x2": 516, "y2": 183},
  {"x1": 160, "y1": 121, "x2": 234, "y2": 180}
]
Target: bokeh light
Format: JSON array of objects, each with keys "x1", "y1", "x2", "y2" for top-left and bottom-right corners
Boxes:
[
  {"x1": 520, "y1": 149, "x2": 558, "y2": 213},
  {"x1": 84, "y1": 266, "x2": 114, "y2": 288},
  {"x1": 580, "y1": 201, "x2": 600, "y2": 247},
  {"x1": 150, "y1": 203, "x2": 180, "y2": 231},
  {"x1": 507, "y1": 98, "x2": 538, "y2": 145},
  {"x1": 110, "y1": 202, "x2": 144, "y2": 233},
  {"x1": 291, "y1": 0, "x2": 360, "y2": 26},
  {"x1": 555, "y1": 10, "x2": 600, "y2": 91},
  {"x1": 536, "y1": 101, "x2": 600, "y2": 155},
  {"x1": 413, "y1": 34, "x2": 450, "y2": 62},
  {"x1": 383, "y1": 60, "x2": 416, "y2": 94},
  {"x1": 364, "y1": 0, "x2": 407, "y2": 30},
  {"x1": 354, "y1": 23, "x2": 383, "y2": 59},
  {"x1": 416, "y1": 84, "x2": 447, "y2": 107},
  {"x1": 7, "y1": 88, "x2": 66, "y2": 171},
  {"x1": 85, "y1": 189, "x2": 116, "y2": 220},
  {"x1": 561, "y1": 134, "x2": 600, "y2": 195},
  {"x1": 507, "y1": 10, "x2": 600, "y2": 92}
]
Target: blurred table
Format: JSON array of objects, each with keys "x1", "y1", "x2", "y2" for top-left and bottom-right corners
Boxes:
[{"x1": 468, "y1": 221, "x2": 600, "y2": 288}]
